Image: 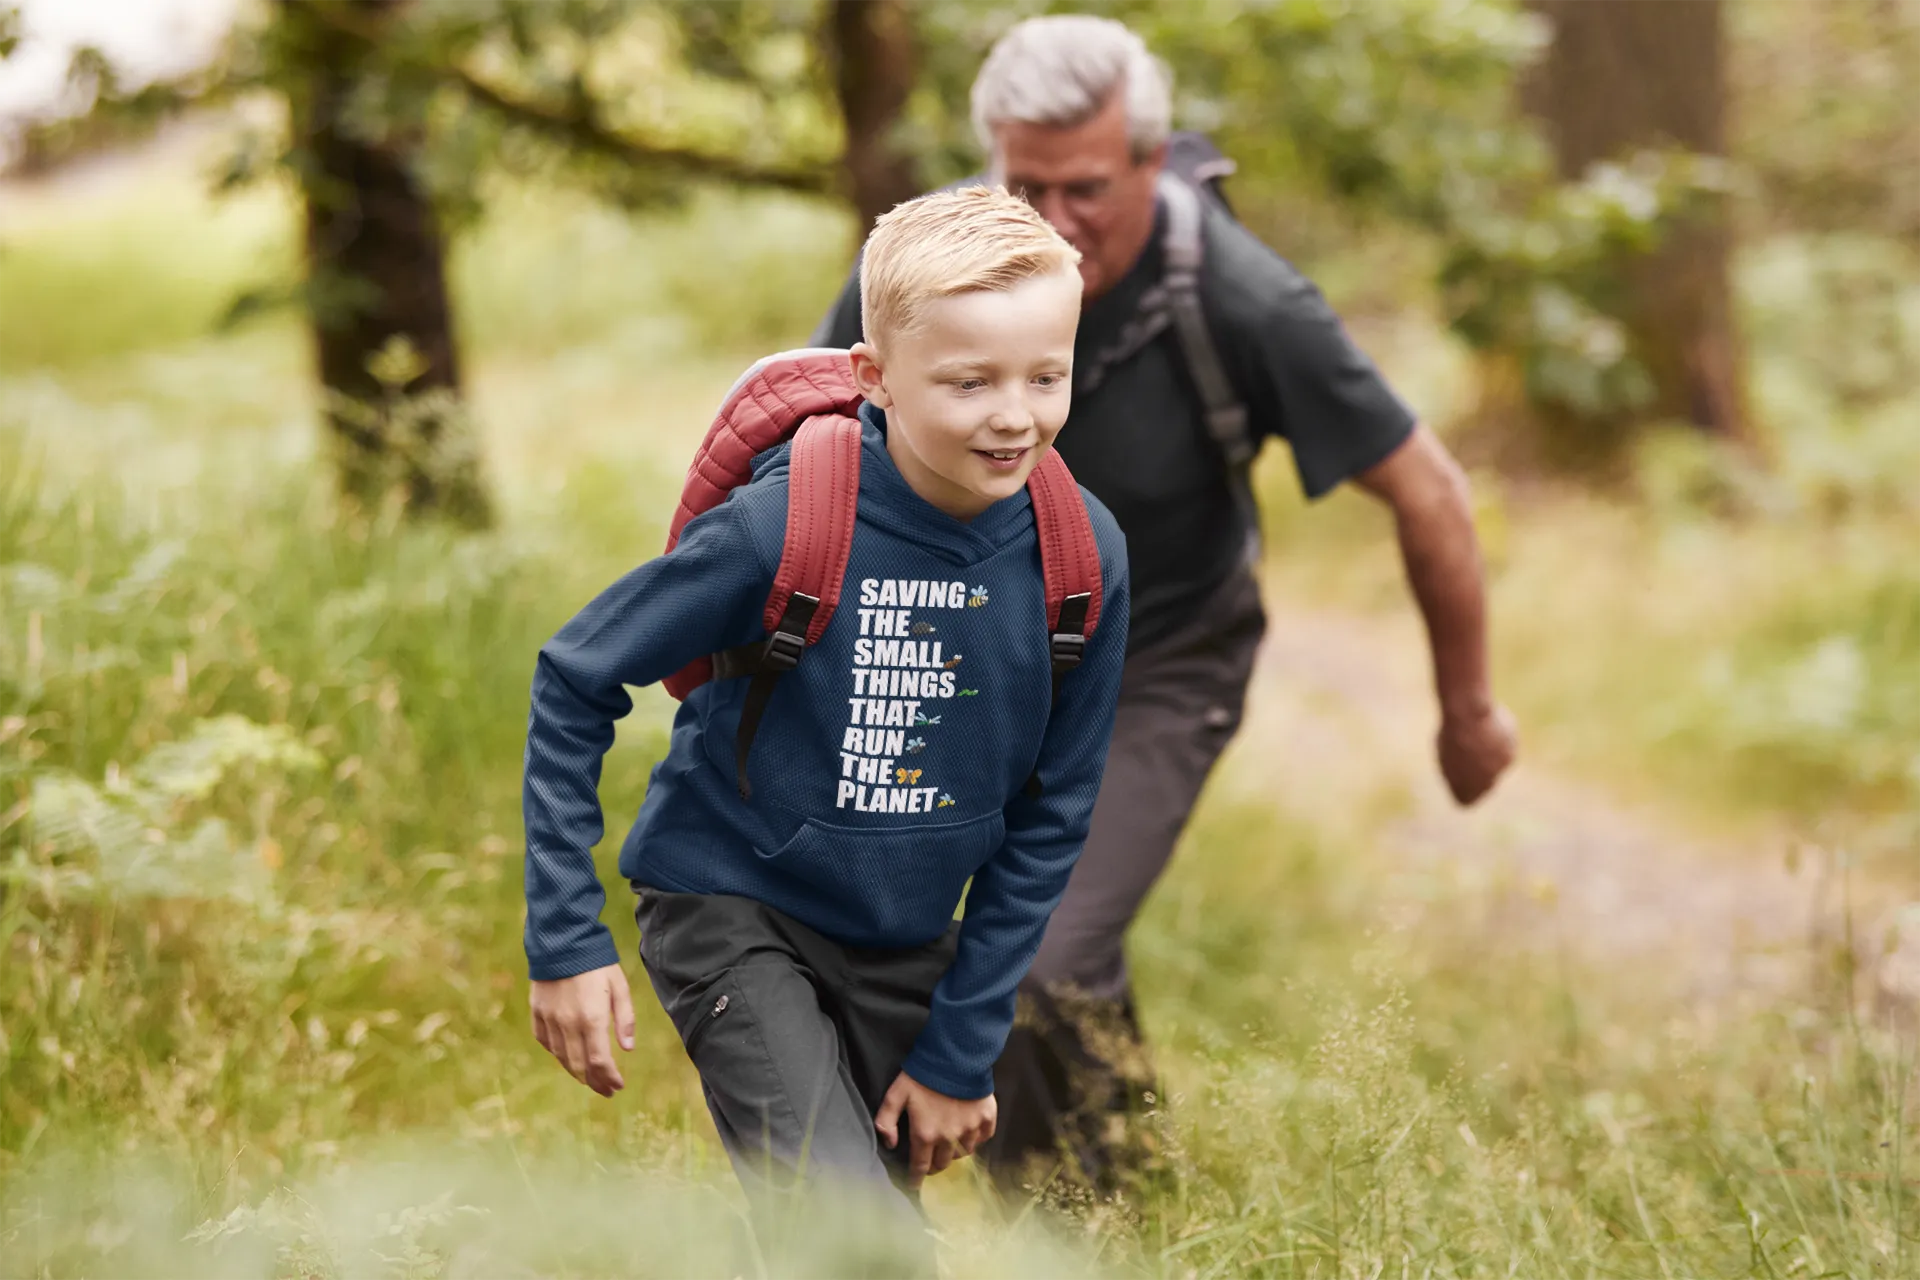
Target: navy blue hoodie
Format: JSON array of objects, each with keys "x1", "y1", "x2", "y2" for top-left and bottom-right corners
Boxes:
[{"x1": 523, "y1": 404, "x2": 1129, "y2": 1099}]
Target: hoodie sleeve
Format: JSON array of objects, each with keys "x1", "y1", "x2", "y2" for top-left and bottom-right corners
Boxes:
[
  {"x1": 522, "y1": 501, "x2": 772, "y2": 981},
  {"x1": 900, "y1": 503, "x2": 1130, "y2": 1099}
]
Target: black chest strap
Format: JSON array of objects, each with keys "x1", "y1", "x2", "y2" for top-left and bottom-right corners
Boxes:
[{"x1": 711, "y1": 592, "x2": 819, "y2": 799}]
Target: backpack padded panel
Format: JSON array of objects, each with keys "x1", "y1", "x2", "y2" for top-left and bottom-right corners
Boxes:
[
  {"x1": 665, "y1": 348, "x2": 864, "y2": 551},
  {"x1": 663, "y1": 350, "x2": 864, "y2": 699}
]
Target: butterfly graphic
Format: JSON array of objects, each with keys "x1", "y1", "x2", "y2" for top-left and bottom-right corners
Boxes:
[
  {"x1": 911, "y1": 621, "x2": 936, "y2": 635},
  {"x1": 957, "y1": 688, "x2": 979, "y2": 697},
  {"x1": 936, "y1": 793, "x2": 955, "y2": 808},
  {"x1": 906, "y1": 737, "x2": 926, "y2": 754},
  {"x1": 967, "y1": 585, "x2": 990, "y2": 608},
  {"x1": 915, "y1": 713, "x2": 941, "y2": 726},
  {"x1": 895, "y1": 767, "x2": 923, "y2": 785},
  {"x1": 943, "y1": 654, "x2": 965, "y2": 669}
]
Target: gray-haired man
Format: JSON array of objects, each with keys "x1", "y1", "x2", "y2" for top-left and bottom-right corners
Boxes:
[{"x1": 811, "y1": 14, "x2": 1517, "y2": 1189}]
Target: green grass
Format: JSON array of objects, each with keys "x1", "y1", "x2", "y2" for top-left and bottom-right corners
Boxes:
[
  {"x1": 0, "y1": 172, "x2": 296, "y2": 374},
  {"x1": 2, "y1": 167, "x2": 1916, "y2": 1277}
]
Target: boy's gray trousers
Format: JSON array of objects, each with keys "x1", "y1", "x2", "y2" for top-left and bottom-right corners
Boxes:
[{"x1": 634, "y1": 886, "x2": 956, "y2": 1272}]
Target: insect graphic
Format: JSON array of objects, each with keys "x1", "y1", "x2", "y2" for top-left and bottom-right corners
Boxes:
[
  {"x1": 936, "y1": 793, "x2": 955, "y2": 808},
  {"x1": 957, "y1": 689, "x2": 979, "y2": 697},
  {"x1": 915, "y1": 713, "x2": 941, "y2": 726},
  {"x1": 967, "y1": 585, "x2": 990, "y2": 608},
  {"x1": 906, "y1": 737, "x2": 926, "y2": 754},
  {"x1": 911, "y1": 621, "x2": 936, "y2": 636},
  {"x1": 895, "y1": 767, "x2": 923, "y2": 785},
  {"x1": 943, "y1": 654, "x2": 964, "y2": 669}
]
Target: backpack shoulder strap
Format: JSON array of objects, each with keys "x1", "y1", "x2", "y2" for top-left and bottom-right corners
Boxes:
[
  {"x1": 708, "y1": 412, "x2": 862, "y2": 798},
  {"x1": 1026, "y1": 449, "x2": 1104, "y2": 668},
  {"x1": 1021, "y1": 450, "x2": 1105, "y2": 800},
  {"x1": 1157, "y1": 173, "x2": 1255, "y2": 474},
  {"x1": 1157, "y1": 173, "x2": 1263, "y2": 560}
]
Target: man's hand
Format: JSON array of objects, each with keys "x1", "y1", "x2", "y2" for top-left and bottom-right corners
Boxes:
[
  {"x1": 530, "y1": 963, "x2": 635, "y2": 1097},
  {"x1": 1357, "y1": 427, "x2": 1516, "y2": 808},
  {"x1": 873, "y1": 1071, "x2": 996, "y2": 1188},
  {"x1": 1439, "y1": 703, "x2": 1517, "y2": 806}
]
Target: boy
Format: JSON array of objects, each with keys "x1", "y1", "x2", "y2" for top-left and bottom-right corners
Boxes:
[{"x1": 520, "y1": 187, "x2": 1129, "y2": 1261}]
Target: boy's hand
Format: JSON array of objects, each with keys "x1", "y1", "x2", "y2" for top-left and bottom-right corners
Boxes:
[
  {"x1": 873, "y1": 1071, "x2": 996, "y2": 1188},
  {"x1": 530, "y1": 963, "x2": 635, "y2": 1097}
]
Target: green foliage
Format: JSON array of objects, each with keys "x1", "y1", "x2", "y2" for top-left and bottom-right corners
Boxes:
[
  {"x1": 5, "y1": 177, "x2": 1918, "y2": 1276},
  {"x1": 1732, "y1": 0, "x2": 1920, "y2": 244},
  {"x1": 0, "y1": 405, "x2": 662, "y2": 1162}
]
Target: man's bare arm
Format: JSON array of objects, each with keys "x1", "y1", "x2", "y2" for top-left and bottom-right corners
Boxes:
[{"x1": 1352, "y1": 425, "x2": 1516, "y2": 805}]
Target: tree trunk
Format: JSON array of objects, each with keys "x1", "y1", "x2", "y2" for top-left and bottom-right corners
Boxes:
[
  {"x1": 826, "y1": 0, "x2": 919, "y2": 231},
  {"x1": 283, "y1": 0, "x2": 490, "y2": 525},
  {"x1": 1525, "y1": 0, "x2": 1750, "y2": 443}
]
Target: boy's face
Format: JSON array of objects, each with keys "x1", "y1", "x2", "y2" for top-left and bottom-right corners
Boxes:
[{"x1": 851, "y1": 268, "x2": 1080, "y2": 522}]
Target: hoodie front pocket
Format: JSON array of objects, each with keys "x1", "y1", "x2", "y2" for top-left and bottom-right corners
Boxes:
[{"x1": 756, "y1": 811, "x2": 1006, "y2": 939}]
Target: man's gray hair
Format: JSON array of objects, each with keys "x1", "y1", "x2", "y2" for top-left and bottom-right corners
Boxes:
[{"x1": 970, "y1": 15, "x2": 1173, "y2": 163}]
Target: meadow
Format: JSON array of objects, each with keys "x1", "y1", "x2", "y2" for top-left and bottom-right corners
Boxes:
[{"x1": 1, "y1": 151, "x2": 1916, "y2": 1278}]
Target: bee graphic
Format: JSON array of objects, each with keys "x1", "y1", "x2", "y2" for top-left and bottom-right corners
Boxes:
[
  {"x1": 915, "y1": 712, "x2": 941, "y2": 726},
  {"x1": 943, "y1": 654, "x2": 964, "y2": 669},
  {"x1": 906, "y1": 737, "x2": 926, "y2": 754},
  {"x1": 967, "y1": 585, "x2": 990, "y2": 608},
  {"x1": 911, "y1": 621, "x2": 936, "y2": 636},
  {"x1": 957, "y1": 688, "x2": 979, "y2": 697},
  {"x1": 895, "y1": 767, "x2": 923, "y2": 785},
  {"x1": 935, "y1": 793, "x2": 955, "y2": 808}
]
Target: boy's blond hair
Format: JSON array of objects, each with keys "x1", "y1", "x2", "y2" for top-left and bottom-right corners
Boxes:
[{"x1": 860, "y1": 185, "x2": 1081, "y2": 353}]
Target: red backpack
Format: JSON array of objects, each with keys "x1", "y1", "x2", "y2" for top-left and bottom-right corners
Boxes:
[{"x1": 662, "y1": 349, "x2": 1107, "y2": 800}]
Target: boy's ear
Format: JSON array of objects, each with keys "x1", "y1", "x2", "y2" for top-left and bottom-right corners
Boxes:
[{"x1": 849, "y1": 342, "x2": 892, "y2": 409}]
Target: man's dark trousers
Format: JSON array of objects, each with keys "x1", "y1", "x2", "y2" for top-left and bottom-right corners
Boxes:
[
  {"x1": 982, "y1": 568, "x2": 1266, "y2": 1187},
  {"x1": 635, "y1": 886, "x2": 956, "y2": 1274}
]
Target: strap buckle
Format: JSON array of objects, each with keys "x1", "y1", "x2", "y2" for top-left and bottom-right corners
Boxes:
[
  {"x1": 762, "y1": 628, "x2": 805, "y2": 671},
  {"x1": 1048, "y1": 593, "x2": 1093, "y2": 674},
  {"x1": 761, "y1": 591, "x2": 820, "y2": 672},
  {"x1": 1049, "y1": 632, "x2": 1086, "y2": 671},
  {"x1": 1209, "y1": 404, "x2": 1255, "y2": 468}
]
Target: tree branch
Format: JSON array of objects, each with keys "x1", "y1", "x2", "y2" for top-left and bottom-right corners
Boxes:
[
  {"x1": 289, "y1": 2, "x2": 839, "y2": 201},
  {"x1": 450, "y1": 67, "x2": 838, "y2": 200}
]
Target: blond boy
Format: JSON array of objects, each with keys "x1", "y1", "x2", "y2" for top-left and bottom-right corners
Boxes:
[{"x1": 520, "y1": 187, "x2": 1129, "y2": 1263}]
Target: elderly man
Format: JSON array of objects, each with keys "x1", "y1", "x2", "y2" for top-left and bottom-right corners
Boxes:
[{"x1": 810, "y1": 14, "x2": 1517, "y2": 1188}]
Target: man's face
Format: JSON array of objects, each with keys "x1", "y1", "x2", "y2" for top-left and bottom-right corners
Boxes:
[
  {"x1": 991, "y1": 92, "x2": 1164, "y2": 300},
  {"x1": 851, "y1": 268, "x2": 1081, "y2": 521}
]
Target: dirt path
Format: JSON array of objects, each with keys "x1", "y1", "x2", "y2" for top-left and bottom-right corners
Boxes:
[{"x1": 1219, "y1": 582, "x2": 1913, "y2": 1014}]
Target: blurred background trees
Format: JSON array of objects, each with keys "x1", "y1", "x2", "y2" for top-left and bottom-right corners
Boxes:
[
  {"x1": 5, "y1": 8, "x2": 1918, "y2": 1268},
  {"x1": 1524, "y1": 0, "x2": 1747, "y2": 447},
  {"x1": 6, "y1": 0, "x2": 1919, "y2": 508}
]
